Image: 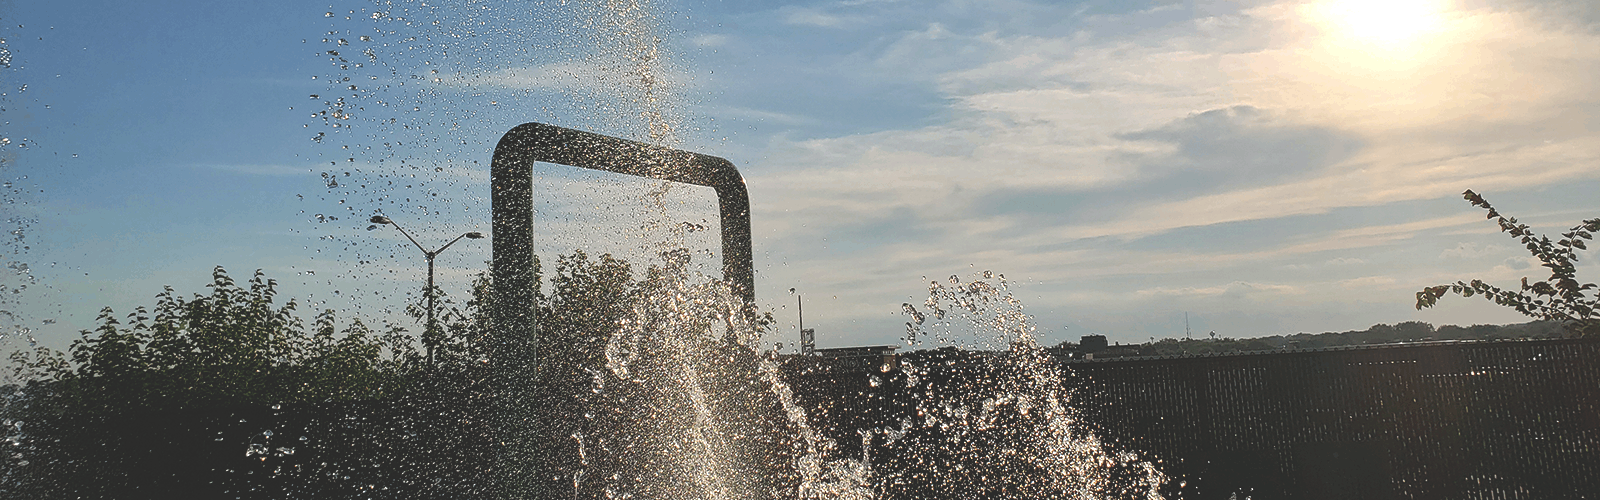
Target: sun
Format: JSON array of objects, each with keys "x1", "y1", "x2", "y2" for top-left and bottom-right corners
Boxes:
[{"x1": 1304, "y1": 0, "x2": 1449, "y2": 48}]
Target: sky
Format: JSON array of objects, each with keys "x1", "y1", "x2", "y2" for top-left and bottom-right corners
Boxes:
[{"x1": 0, "y1": 0, "x2": 1596, "y2": 357}]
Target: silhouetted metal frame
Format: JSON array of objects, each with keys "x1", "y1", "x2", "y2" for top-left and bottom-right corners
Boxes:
[
  {"x1": 487, "y1": 122, "x2": 754, "y2": 497},
  {"x1": 490, "y1": 122, "x2": 754, "y2": 343}
]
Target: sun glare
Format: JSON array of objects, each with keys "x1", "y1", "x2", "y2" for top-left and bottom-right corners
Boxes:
[
  {"x1": 1306, "y1": 0, "x2": 1449, "y2": 47},
  {"x1": 1232, "y1": 0, "x2": 1515, "y2": 131}
]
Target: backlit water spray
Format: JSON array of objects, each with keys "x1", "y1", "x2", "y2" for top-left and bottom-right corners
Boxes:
[
  {"x1": 514, "y1": 0, "x2": 1166, "y2": 495},
  {"x1": 305, "y1": 0, "x2": 1166, "y2": 497},
  {"x1": 892, "y1": 272, "x2": 1166, "y2": 499},
  {"x1": 532, "y1": 2, "x2": 877, "y2": 497}
]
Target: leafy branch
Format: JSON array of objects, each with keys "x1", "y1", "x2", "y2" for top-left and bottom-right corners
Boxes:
[{"x1": 1416, "y1": 190, "x2": 1600, "y2": 338}]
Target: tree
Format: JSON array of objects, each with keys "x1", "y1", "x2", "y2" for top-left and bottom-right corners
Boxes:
[
  {"x1": 0, "y1": 267, "x2": 461, "y2": 499},
  {"x1": 1416, "y1": 190, "x2": 1600, "y2": 338},
  {"x1": 3, "y1": 251, "x2": 784, "y2": 498},
  {"x1": 5, "y1": 266, "x2": 415, "y2": 415}
]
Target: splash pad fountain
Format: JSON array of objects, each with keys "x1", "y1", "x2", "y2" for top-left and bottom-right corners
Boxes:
[
  {"x1": 482, "y1": 122, "x2": 1166, "y2": 499},
  {"x1": 0, "y1": 2, "x2": 1167, "y2": 497},
  {"x1": 5, "y1": 1, "x2": 1599, "y2": 497},
  {"x1": 484, "y1": 121, "x2": 800, "y2": 498}
]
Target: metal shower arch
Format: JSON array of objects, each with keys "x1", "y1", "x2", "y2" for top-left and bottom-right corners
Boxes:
[{"x1": 488, "y1": 122, "x2": 755, "y2": 354}]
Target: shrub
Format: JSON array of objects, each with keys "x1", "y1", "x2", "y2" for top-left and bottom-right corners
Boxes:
[{"x1": 1416, "y1": 190, "x2": 1600, "y2": 338}]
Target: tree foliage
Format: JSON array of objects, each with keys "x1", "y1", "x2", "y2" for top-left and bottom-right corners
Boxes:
[
  {"x1": 1416, "y1": 190, "x2": 1600, "y2": 338},
  {"x1": 4, "y1": 247, "x2": 773, "y2": 405},
  {"x1": 6, "y1": 267, "x2": 418, "y2": 415},
  {"x1": 1, "y1": 248, "x2": 785, "y2": 498}
]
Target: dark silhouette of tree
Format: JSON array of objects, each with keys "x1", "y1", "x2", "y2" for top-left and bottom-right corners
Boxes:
[
  {"x1": 1416, "y1": 190, "x2": 1600, "y2": 338},
  {"x1": 2, "y1": 250, "x2": 781, "y2": 499},
  {"x1": 0, "y1": 267, "x2": 461, "y2": 499},
  {"x1": 6, "y1": 267, "x2": 413, "y2": 416}
]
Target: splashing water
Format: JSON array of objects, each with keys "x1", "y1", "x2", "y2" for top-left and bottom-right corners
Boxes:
[
  {"x1": 532, "y1": 250, "x2": 870, "y2": 499},
  {"x1": 300, "y1": 1, "x2": 1166, "y2": 497},
  {"x1": 537, "y1": 263, "x2": 1165, "y2": 498},
  {"x1": 589, "y1": 0, "x2": 680, "y2": 146},
  {"x1": 890, "y1": 272, "x2": 1167, "y2": 499}
]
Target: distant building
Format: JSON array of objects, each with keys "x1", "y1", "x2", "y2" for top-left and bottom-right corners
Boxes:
[
  {"x1": 1050, "y1": 335, "x2": 1144, "y2": 360},
  {"x1": 800, "y1": 328, "x2": 815, "y2": 355},
  {"x1": 813, "y1": 345, "x2": 900, "y2": 373},
  {"x1": 1080, "y1": 335, "x2": 1108, "y2": 356}
]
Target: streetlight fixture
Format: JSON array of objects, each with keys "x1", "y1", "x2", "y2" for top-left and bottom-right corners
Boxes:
[{"x1": 370, "y1": 214, "x2": 484, "y2": 367}]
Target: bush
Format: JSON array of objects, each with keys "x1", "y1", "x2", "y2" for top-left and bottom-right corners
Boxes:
[
  {"x1": 6, "y1": 267, "x2": 416, "y2": 416},
  {"x1": 1416, "y1": 190, "x2": 1600, "y2": 338}
]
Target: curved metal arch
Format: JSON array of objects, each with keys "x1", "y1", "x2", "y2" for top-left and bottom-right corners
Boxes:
[
  {"x1": 489, "y1": 122, "x2": 754, "y2": 351},
  {"x1": 486, "y1": 123, "x2": 754, "y2": 496}
]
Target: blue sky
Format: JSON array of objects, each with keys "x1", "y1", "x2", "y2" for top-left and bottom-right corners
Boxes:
[{"x1": 1, "y1": 0, "x2": 1596, "y2": 356}]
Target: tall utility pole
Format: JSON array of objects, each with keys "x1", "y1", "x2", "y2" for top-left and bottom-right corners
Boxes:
[
  {"x1": 799, "y1": 294, "x2": 815, "y2": 355},
  {"x1": 371, "y1": 215, "x2": 483, "y2": 368}
]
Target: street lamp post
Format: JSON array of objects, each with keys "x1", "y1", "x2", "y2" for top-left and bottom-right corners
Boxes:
[{"x1": 371, "y1": 215, "x2": 484, "y2": 368}]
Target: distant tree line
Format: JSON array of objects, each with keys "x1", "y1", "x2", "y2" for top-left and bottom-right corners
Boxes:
[
  {"x1": 1056, "y1": 320, "x2": 1567, "y2": 358},
  {"x1": 1060, "y1": 189, "x2": 1598, "y2": 359}
]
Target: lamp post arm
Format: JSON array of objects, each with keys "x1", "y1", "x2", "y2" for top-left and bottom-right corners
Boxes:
[
  {"x1": 387, "y1": 219, "x2": 431, "y2": 255},
  {"x1": 435, "y1": 232, "x2": 473, "y2": 256}
]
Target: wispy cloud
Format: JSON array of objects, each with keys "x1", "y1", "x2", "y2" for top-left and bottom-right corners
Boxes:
[
  {"x1": 704, "y1": 105, "x2": 818, "y2": 126},
  {"x1": 199, "y1": 164, "x2": 314, "y2": 177},
  {"x1": 442, "y1": 56, "x2": 703, "y2": 97},
  {"x1": 1136, "y1": 281, "x2": 1304, "y2": 298},
  {"x1": 1440, "y1": 242, "x2": 1504, "y2": 261},
  {"x1": 739, "y1": 0, "x2": 1600, "y2": 343},
  {"x1": 779, "y1": 6, "x2": 855, "y2": 28},
  {"x1": 690, "y1": 33, "x2": 730, "y2": 47}
]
